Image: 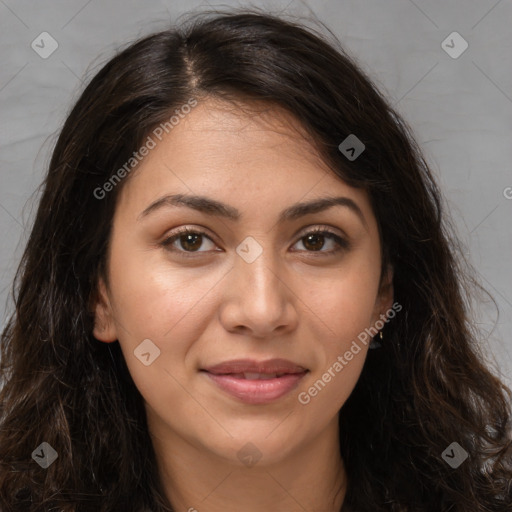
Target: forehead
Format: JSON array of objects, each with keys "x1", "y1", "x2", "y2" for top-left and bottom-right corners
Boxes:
[
  {"x1": 115, "y1": 97, "x2": 375, "y2": 226},
  {"x1": 162, "y1": 98, "x2": 329, "y2": 171}
]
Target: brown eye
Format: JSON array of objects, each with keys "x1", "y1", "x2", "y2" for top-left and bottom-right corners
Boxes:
[
  {"x1": 293, "y1": 228, "x2": 349, "y2": 255},
  {"x1": 177, "y1": 232, "x2": 203, "y2": 252},
  {"x1": 302, "y1": 233, "x2": 326, "y2": 251},
  {"x1": 161, "y1": 228, "x2": 217, "y2": 255},
  {"x1": 160, "y1": 226, "x2": 349, "y2": 259}
]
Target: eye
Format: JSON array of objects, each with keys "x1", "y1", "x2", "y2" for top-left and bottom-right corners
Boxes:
[
  {"x1": 160, "y1": 227, "x2": 217, "y2": 257},
  {"x1": 160, "y1": 226, "x2": 349, "y2": 258},
  {"x1": 291, "y1": 227, "x2": 349, "y2": 256}
]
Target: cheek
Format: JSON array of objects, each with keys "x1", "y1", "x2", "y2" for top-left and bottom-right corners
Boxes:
[
  {"x1": 298, "y1": 352, "x2": 366, "y2": 435},
  {"x1": 297, "y1": 253, "x2": 379, "y2": 411},
  {"x1": 108, "y1": 237, "x2": 218, "y2": 339},
  {"x1": 106, "y1": 241, "x2": 223, "y2": 394},
  {"x1": 307, "y1": 257, "x2": 381, "y2": 348},
  {"x1": 108, "y1": 264, "x2": 213, "y2": 420},
  {"x1": 298, "y1": 275, "x2": 374, "y2": 419}
]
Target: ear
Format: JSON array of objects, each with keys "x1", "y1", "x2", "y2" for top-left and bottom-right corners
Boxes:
[
  {"x1": 92, "y1": 277, "x2": 118, "y2": 343},
  {"x1": 373, "y1": 264, "x2": 394, "y2": 320}
]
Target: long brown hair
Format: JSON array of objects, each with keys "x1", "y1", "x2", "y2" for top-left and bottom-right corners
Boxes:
[{"x1": 1, "y1": 9, "x2": 511, "y2": 511}]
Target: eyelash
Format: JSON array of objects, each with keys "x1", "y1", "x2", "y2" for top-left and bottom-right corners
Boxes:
[{"x1": 160, "y1": 226, "x2": 349, "y2": 259}]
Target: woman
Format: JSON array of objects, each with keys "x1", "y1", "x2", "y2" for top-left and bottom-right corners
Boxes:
[{"x1": 1, "y1": 9, "x2": 511, "y2": 512}]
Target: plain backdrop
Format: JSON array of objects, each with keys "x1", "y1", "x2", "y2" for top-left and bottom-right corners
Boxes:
[{"x1": 0, "y1": 0, "x2": 511, "y2": 387}]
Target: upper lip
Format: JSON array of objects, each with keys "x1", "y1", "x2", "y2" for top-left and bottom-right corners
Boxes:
[{"x1": 202, "y1": 358, "x2": 308, "y2": 375}]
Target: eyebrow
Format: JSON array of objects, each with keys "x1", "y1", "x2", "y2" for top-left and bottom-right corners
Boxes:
[{"x1": 137, "y1": 193, "x2": 367, "y2": 228}]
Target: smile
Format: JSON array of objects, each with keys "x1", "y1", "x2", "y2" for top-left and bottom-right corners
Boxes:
[{"x1": 202, "y1": 371, "x2": 308, "y2": 404}]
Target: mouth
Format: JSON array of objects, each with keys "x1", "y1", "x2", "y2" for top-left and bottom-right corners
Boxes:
[
  {"x1": 200, "y1": 358, "x2": 308, "y2": 404},
  {"x1": 212, "y1": 371, "x2": 295, "y2": 379}
]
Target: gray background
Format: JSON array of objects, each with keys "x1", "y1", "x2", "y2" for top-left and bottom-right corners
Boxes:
[{"x1": 1, "y1": 0, "x2": 511, "y2": 387}]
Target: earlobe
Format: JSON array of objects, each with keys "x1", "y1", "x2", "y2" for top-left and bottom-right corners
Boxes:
[
  {"x1": 92, "y1": 278, "x2": 118, "y2": 343},
  {"x1": 377, "y1": 264, "x2": 395, "y2": 318}
]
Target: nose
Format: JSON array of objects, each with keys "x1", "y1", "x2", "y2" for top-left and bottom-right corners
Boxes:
[{"x1": 218, "y1": 243, "x2": 299, "y2": 338}]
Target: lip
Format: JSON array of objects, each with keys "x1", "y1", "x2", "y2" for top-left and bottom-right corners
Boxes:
[
  {"x1": 203, "y1": 358, "x2": 307, "y2": 375},
  {"x1": 201, "y1": 358, "x2": 308, "y2": 405}
]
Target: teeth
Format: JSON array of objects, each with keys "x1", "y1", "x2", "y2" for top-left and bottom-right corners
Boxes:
[{"x1": 243, "y1": 372, "x2": 278, "y2": 380}]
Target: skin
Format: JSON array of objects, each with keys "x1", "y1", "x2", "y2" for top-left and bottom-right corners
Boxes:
[{"x1": 93, "y1": 97, "x2": 393, "y2": 512}]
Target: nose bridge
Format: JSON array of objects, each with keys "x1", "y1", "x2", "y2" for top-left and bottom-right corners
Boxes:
[
  {"x1": 235, "y1": 236, "x2": 283, "y2": 303},
  {"x1": 223, "y1": 235, "x2": 294, "y2": 335}
]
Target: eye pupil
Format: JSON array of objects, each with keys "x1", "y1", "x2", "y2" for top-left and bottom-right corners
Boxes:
[
  {"x1": 180, "y1": 233, "x2": 202, "y2": 251},
  {"x1": 303, "y1": 234, "x2": 325, "y2": 251}
]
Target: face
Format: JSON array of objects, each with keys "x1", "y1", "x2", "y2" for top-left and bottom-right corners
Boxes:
[{"x1": 93, "y1": 98, "x2": 393, "y2": 468}]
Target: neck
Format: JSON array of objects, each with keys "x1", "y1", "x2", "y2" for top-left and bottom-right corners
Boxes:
[{"x1": 149, "y1": 416, "x2": 347, "y2": 512}]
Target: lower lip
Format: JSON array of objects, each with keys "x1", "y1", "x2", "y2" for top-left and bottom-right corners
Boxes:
[{"x1": 203, "y1": 371, "x2": 307, "y2": 404}]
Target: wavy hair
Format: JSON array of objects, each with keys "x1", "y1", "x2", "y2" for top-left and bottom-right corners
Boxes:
[{"x1": 1, "y1": 9, "x2": 511, "y2": 512}]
